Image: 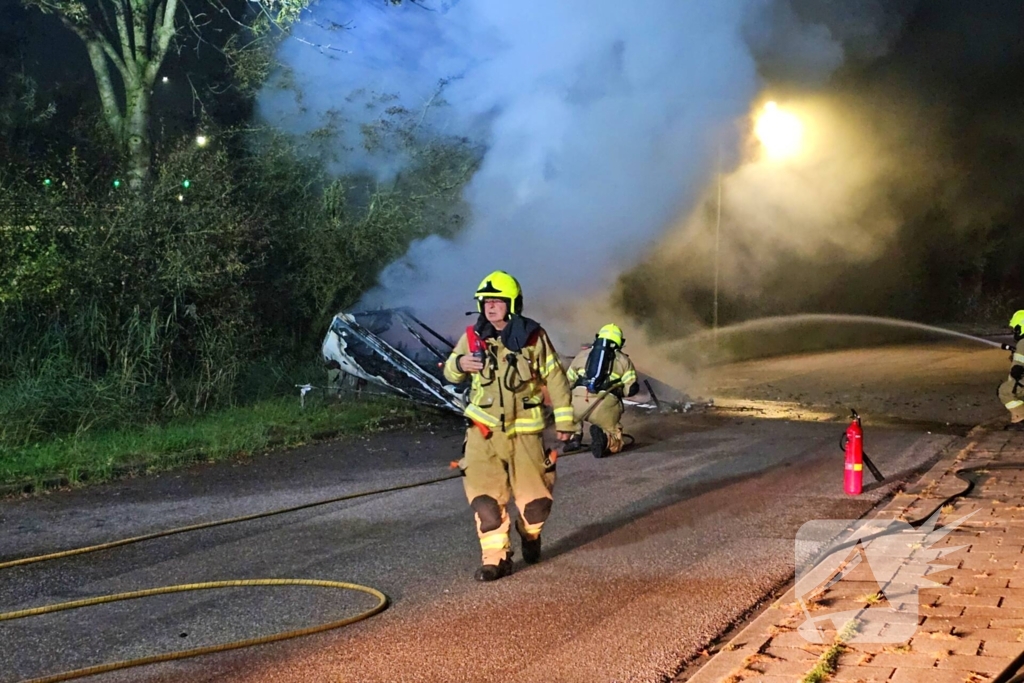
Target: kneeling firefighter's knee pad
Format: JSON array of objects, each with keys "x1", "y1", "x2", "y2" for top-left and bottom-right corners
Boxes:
[
  {"x1": 523, "y1": 497, "x2": 553, "y2": 524},
  {"x1": 471, "y1": 495, "x2": 502, "y2": 532}
]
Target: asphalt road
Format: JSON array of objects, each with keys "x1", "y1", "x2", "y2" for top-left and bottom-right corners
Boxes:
[
  {"x1": 0, "y1": 423, "x2": 955, "y2": 681},
  {"x1": 3, "y1": 340, "x2": 1007, "y2": 683}
]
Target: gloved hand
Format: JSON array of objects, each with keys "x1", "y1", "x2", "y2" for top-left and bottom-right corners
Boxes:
[{"x1": 1011, "y1": 365, "x2": 1024, "y2": 381}]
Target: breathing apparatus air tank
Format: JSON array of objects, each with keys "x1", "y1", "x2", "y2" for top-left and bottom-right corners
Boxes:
[{"x1": 583, "y1": 337, "x2": 616, "y2": 394}]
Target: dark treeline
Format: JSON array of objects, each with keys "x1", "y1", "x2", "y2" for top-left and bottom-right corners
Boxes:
[{"x1": 0, "y1": 1, "x2": 477, "y2": 445}]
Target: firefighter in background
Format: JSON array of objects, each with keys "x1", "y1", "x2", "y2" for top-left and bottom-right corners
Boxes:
[
  {"x1": 999, "y1": 310, "x2": 1024, "y2": 429},
  {"x1": 444, "y1": 271, "x2": 576, "y2": 581},
  {"x1": 566, "y1": 324, "x2": 639, "y2": 457}
]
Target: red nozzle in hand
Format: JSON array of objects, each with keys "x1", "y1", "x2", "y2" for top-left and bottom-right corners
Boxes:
[{"x1": 466, "y1": 325, "x2": 485, "y2": 363}]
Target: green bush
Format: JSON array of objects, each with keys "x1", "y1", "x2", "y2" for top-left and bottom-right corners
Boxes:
[{"x1": 0, "y1": 125, "x2": 477, "y2": 447}]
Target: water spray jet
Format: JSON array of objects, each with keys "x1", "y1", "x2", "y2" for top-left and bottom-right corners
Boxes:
[{"x1": 681, "y1": 314, "x2": 1006, "y2": 350}]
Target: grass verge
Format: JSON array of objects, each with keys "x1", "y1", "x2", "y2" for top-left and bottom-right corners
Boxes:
[{"x1": 0, "y1": 395, "x2": 430, "y2": 493}]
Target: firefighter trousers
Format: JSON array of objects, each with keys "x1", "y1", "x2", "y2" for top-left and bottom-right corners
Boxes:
[
  {"x1": 572, "y1": 390, "x2": 624, "y2": 454},
  {"x1": 462, "y1": 427, "x2": 556, "y2": 565},
  {"x1": 998, "y1": 377, "x2": 1024, "y2": 423}
]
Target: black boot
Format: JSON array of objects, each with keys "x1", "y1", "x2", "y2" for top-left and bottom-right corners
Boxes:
[
  {"x1": 590, "y1": 424, "x2": 608, "y2": 458},
  {"x1": 564, "y1": 433, "x2": 582, "y2": 453},
  {"x1": 475, "y1": 555, "x2": 513, "y2": 582},
  {"x1": 521, "y1": 535, "x2": 542, "y2": 564}
]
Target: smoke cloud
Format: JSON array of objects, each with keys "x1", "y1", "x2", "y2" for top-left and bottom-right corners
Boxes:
[
  {"x1": 261, "y1": 0, "x2": 769, "y2": 339},
  {"x1": 622, "y1": 0, "x2": 1024, "y2": 343},
  {"x1": 263, "y1": 0, "x2": 1022, "y2": 364}
]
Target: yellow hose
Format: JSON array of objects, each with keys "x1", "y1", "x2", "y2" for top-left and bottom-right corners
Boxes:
[
  {"x1": 1, "y1": 473, "x2": 458, "y2": 682},
  {"x1": 0, "y1": 473, "x2": 459, "y2": 571},
  {"x1": 3, "y1": 579, "x2": 388, "y2": 683},
  {"x1": 2, "y1": 442, "x2": 604, "y2": 682}
]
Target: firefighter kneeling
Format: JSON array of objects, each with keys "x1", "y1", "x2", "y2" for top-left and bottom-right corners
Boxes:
[
  {"x1": 444, "y1": 271, "x2": 576, "y2": 581},
  {"x1": 566, "y1": 324, "x2": 638, "y2": 457},
  {"x1": 999, "y1": 310, "x2": 1024, "y2": 430}
]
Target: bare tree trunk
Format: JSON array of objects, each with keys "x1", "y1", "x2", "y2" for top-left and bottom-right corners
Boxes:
[
  {"x1": 37, "y1": 0, "x2": 180, "y2": 187},
  {"x1": 124, "y1": 79, "x2": 152, "y2": 187}
]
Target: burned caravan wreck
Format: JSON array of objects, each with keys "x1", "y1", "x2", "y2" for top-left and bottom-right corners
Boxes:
[
  {"x1": 320, "y1": 309, "x2": 693, "y2": 417},
  {"x1": 321, "y1": 309, "x2": 465, "y2": 413}
]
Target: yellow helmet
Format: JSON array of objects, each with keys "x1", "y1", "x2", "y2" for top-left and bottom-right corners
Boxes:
[
  {"x1": 597, "y1": 323, "x2": 624, "y2": 347},
  {"x1": 1010, "y1": 311, "x2": 1024, "y2": 331},
  {"x1": 475, "y1": 271, "x2": 523, "y2": 315}
]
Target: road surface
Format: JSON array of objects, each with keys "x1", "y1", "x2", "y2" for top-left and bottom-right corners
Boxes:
[{"x1": 0, "y1": 341, "x2": 1006, "y2": 682}]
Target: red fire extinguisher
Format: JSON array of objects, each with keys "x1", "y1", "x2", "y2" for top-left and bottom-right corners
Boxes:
[
  {"x1": 841, "y1": 409, "x2": 885, "y2": 496},
  {"x1": 842, "y1": 410, "x2": 864, "y2": 495}
]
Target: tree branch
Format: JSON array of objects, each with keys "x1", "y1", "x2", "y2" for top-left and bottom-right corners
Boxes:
[
  {"x1": 93, "y1": 1, "x2": 120, "y2": 46},
  {"x1": 111, "y1": 1, "x2": 134, "y2": 64},
  {"x1": 58, "y1": 12, "x2": 130, "y2": 81},
  {"x1": 83, "y1": 39, "x2": 124, "y2": 137},
  {"x1": 146, "y1": 0, "x2": 178, "y2": 82},
  {"x1": 128, "y1": 0, "x2": 148, "y2": 62}
]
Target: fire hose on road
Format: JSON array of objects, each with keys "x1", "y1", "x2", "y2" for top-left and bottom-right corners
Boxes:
[
  {"x1": 1, "y1": 439, "x2": 615, "y2": 683},
  {"x1": 0, "y1": 474, "x2": 461, "y2": 683},
  {"x1": 9, "y1": 431, "x2": 1022, "y2": 682}
]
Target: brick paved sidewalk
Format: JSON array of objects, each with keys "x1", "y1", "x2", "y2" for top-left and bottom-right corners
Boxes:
[{"x1": 682, "y1": 429, "x2": 1024, "y2": 683}]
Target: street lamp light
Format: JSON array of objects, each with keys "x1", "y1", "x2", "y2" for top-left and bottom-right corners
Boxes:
[
  {"x1": 196, "y1": 135, "x2": 208, "y2": 147},
  {"x1": 754, "y1": 101, "x2": 803, "y2": 161}
]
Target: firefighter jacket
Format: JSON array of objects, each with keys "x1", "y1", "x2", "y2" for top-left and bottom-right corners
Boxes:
[
  {"x1": 566, "y1": 347, "x2": 638, "y2": 398},
  {"x1": 444, "y1": 326, "x2": 575, "y2": 436}
]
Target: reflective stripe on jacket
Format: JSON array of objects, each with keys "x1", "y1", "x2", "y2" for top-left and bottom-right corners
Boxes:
[{"x1": 444, "y1": 327, "x2": 574, "y2": 435}]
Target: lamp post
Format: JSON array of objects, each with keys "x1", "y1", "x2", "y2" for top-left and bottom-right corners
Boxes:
[{"x1": 713, "y1": 143, "x2": 722, "y2": 345}]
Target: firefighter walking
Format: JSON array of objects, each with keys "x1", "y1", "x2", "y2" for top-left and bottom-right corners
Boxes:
[
  {"x1": 566, "y1": 324, "x2": 638, "y2": 457},
  {"x1": 999, "y1": 310, "x2": 1024, "y2": 429},
  {"x1": 444, "y1": 271, "x2": 576, "y2": 581}
]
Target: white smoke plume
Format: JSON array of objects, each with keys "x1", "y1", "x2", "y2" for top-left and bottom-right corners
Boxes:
[{"x1": 260, "y1": 0, "x2": 920, "y2": 347}]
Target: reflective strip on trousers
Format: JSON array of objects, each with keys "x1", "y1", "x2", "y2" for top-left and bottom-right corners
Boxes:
[
  {"x1": 519, "y1": 521, "x2": 543, "y2": 538},
  {"x1": 480, "y1": 534, "x2": 509, "y2": 551},
  {"x1": 1007, "y1": 400, "x2": 1024, "y2": 410}
]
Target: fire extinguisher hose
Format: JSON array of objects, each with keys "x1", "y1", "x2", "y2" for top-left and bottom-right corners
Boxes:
[{"x1": 839, "y1": 432, "x2": 885, "y2": 483}]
